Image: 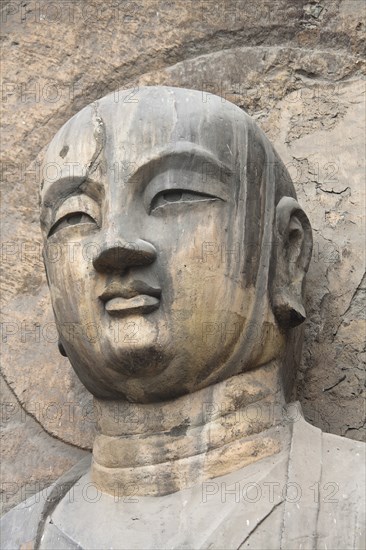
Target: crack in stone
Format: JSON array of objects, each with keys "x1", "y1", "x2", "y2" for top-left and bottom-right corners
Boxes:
[
  {"x1": 88, "y1": 102, "x2": 106, "y2": 175},
  {"x1": 322, "y1": 374, "x2": 346, "y2": 392},
  {"x1": 238, "y1": 499, "x2": 284, "y2": 549},
  {"x1": 317, "y1": 185, "x2": 350, "y2": 195},
  {"x1": 332, "y1": 272, "x2": 366, "y2": 342}
]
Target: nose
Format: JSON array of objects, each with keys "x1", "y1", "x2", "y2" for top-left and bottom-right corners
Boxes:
[{"x1": 92, "y1": 238, "x2": 157, "y2": 273}]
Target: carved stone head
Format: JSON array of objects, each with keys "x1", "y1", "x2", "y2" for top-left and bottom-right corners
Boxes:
[{"x1": 40, "y1": 86, "x2": 312, "y2": 403}]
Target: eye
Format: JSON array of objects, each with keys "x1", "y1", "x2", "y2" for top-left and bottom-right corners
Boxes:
[
  {"x1": 150, "y1": 189, "x2": 220, "y2": 213},
  {"x1": 162, "y1": 191, "x2": 183, "y2": 202},
  {"x1": 49, "y1": 212, "x2": 97, "y2": 237}
]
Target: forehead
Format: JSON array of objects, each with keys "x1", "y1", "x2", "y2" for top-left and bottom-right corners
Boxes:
[{"x1": 41, "y1": 87, "x2": 251, "y2": 200}]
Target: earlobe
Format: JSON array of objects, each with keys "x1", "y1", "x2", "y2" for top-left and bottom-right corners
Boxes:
[
  {"x1": 58, "y1": 340, "x2": 68, "y2": 357},
  {"x1": 271, "y1": 197, "x2": 313, "y2": 328}
]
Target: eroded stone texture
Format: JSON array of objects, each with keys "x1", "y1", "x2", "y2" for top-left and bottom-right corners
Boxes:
[
  {"x1": 0, "y1": 375, "x2": 88, "y2": 516},
  {"x1": 1, "y1": 0, "x2": 365, "y2": 514},
  {"x1": 2, "y1": 411, "x2": 364, "y2": 549}
]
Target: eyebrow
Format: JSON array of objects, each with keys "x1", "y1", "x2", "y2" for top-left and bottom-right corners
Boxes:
[
  {"x1": 41, "y1": 142, "x2": 234, "y2": 211},
  {"x1": 40, "y1": 176, "x2": 105, "y2": 231},
  {"x1": 127, "y1": 142, "x2": 234, "y2": 187},
  {"x1": 41, "y1": 176, "x2": 105, "y2": 209}
]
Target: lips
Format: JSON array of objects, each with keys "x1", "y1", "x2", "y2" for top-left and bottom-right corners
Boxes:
[{"x1": 99, "y1": 280, "x2": 161, "y2": 316}]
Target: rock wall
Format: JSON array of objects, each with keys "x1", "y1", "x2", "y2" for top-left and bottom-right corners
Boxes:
[{"x1": 1, "y1": 0, "x2": 365, "y2": 514}]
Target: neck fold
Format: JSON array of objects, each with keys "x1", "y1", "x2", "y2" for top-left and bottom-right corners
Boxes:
[{"x1": 91, "y1": 361, "x2": 287, "y2": 497}]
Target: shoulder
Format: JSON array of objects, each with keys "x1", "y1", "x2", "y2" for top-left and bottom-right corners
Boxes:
[
  {"x1": 0, "y1": 456, "x2": 91, "y2": 550},
  {"x1": 288, "y1": 412, "x2": 365, "y2": 550},
  {"x1": 318, "y1": 430, "x2": 365, "y2": 549},
  {"x1": 321, "y1": 428, "x2": 365, "y2": 467}
]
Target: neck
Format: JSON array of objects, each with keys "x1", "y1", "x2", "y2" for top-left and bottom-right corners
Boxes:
[{"x1": 91, "y1": 360, "x2": 288, "y2": 497}]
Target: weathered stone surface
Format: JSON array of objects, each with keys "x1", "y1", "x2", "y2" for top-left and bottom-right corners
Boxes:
[
  {"x1": 1, "y1": 0, "x2": 365, "y2": 514},
  {"x1": 0, "y1": 374, "x2": 88, "y2": 516},
  {"x1": 2, "y1": 413, "x2": 365, "y2": 549}
]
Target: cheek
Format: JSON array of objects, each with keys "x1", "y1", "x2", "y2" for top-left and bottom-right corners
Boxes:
[
  {"x1": 163, "y1": 207, "x2": 240, "y2": 304},
  {"x1": 162, "y1": 211, "x2": 245, "y2": 347},
  {"x1": 158, "y1": 203, "x2": 232, "y2": 267},
  {"x1": 44, "y1": 248, "x2": 95, "y2": 321}
]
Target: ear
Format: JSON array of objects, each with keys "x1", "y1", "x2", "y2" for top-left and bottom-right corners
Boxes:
[{"x1": 271, "y1": 197, "x2": 313, "y2": 328}]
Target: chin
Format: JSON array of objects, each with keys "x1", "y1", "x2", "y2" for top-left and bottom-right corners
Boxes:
[{"x1": 105, "y1": 343, "x2": 171, "y2": 379}]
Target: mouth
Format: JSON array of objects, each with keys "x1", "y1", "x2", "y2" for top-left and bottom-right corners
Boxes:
[{"x1": 99, "y1": 280, "x2": 161, "y2": 317}]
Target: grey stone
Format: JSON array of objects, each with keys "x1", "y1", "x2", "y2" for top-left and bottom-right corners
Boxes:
[
  {"x1": 2, "y1": 2, "x2": 365, "y2": 513},
  {"x1": 2, "y1": 413, "x2": 364, "y2": 549},
  {"x1": 1, "y1": 86, "x2": 364, "y2": 548}
]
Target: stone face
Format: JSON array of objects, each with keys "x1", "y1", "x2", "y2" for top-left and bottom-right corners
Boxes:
[
  {"x1": 1, "y1": 0, "x2": 365, "y2": 515},
  {"x1": 39, "y1": 86, "x2": 311, "y2": 405}
]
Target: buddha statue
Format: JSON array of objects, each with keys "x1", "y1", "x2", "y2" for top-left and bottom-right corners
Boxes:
[{"x1": 1, "y1": 86, "x2": 364, "y2": 549}]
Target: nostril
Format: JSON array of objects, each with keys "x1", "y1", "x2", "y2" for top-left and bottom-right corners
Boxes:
[{"x1": 92, "y1": 240, "x2": 157, "y2": 272}]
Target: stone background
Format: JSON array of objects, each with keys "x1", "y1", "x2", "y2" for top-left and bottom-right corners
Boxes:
[{"x1": 1, "y1": 0, "x2": 365, "y2": 515}]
